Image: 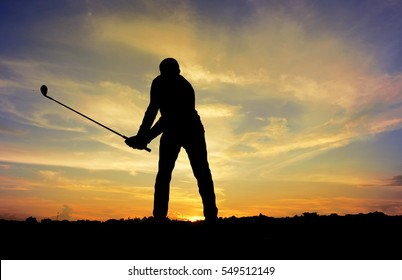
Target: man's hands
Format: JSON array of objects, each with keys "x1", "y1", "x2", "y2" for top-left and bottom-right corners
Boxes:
[
  {"x1": 125, "y1": 135, "x2": 151, "y2": 152},
  {"x1": 126, "y1": 119, "x2": 163, "y2": 153}
]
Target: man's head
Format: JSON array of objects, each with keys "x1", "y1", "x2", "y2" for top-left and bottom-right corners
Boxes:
[{"x1": 159, "y1": 58, "x2": 180, "y2": 76}]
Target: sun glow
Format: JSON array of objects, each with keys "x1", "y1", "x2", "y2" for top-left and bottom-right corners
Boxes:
[{"x1": 183, "y1": 215, "x2": 204, "y2": 222}]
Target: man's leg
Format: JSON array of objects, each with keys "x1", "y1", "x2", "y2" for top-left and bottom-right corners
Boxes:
[
  {"x1": 185, "y1": 132, "x2": 218, "y2": 221},
  {"x1": 153, "y1": 133, "x2": 181, "y2": 219}
]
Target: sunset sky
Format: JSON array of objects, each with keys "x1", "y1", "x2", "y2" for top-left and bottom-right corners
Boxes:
[{"x1": 1, "y1": 0, "x2": 402, "y2": 221}]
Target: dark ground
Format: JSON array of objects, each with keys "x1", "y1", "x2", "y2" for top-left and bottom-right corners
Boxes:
[{"x1": 1, "y1": 212, "x2": 401, "y2": 260}]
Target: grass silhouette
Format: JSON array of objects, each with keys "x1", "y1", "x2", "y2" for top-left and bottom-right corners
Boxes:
[{"x1": 2, "y1": 212, "x2": 401, "y2": 260}]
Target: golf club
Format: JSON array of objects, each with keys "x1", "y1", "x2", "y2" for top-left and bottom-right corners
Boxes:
[{"x1": 40, "y1": 85, "x2": 151, "y2": 152}]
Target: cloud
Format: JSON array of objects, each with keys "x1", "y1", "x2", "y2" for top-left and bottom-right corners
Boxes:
[
  {"x1": 197, "y1": 103, "x2": 242, "y2": 119},
  {"x1": 387, "y1": 175, "x2": 402, "y2": 186},
  {"x1": 375, "y1": 203, "x2": 402, "y2": 216},
  {"x1": 55, "y1": 204, "x2": 73, "y2": 220},
  {"x1": 0, "y1": 164, "x2": 11, "y2": 170}
]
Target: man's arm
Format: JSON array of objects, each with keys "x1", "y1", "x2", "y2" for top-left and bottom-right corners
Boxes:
[
  {"x1": 125, "y1": 79, "x2": 162, "y2": 150},
  {"x1": 148, "y1": 117, "x2": 163, "y2": 142},
  {"x1": 125, "y1": 117, "x2": 163, "y2": 150},
  {"x1": 137, "y1": 79, "x2": 159, "y2": 137}
]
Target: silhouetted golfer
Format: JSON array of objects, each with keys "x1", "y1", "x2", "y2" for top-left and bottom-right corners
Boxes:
[{"x1": 126, "y1": 58, "x2": 218, "y2": 222}]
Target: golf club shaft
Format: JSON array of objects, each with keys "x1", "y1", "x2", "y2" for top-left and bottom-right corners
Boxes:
[{"x1": 44, "y1": 95, "x2": 151, "y2": 152}]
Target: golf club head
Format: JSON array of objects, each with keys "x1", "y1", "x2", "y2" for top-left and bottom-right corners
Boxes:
[{"x1": 40, "y1": 85, "x2": 48, "y2": 96}]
